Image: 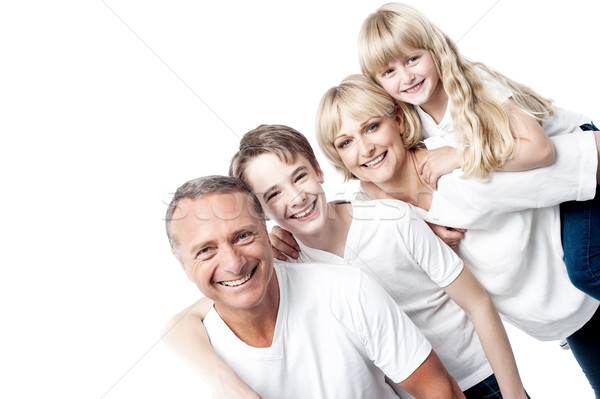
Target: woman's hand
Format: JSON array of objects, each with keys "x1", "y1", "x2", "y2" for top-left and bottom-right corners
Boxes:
[
  {"x1": 269, "y1": 225, "x2": 300, "y2": 260},
  {"x1": 426, "y1": 222, "x2": 466, "y2": 248},
  {"x1": 418, "y1": 146, "x2": 461, "y2": 190}
]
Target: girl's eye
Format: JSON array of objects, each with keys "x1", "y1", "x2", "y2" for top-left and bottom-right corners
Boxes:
[
  {"x1": 337, "y1": 139, "x2": 351, "y2": 149},
  {"x1": 382, "y1": 68, "x2": 394, "y2": 77},
  {"x1": 294, "y1": 172, "x2": 307, "y2": 183},
  {"x1": 407, "y1": 56, "x2": 418, "y2": 64}
]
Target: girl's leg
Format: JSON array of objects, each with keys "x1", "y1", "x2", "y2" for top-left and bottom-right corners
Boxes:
[
  {"x1": 560, "y1": 184, "x2": 600, "y2": 300},
  {"x1": 560, "y1": 122, "x2": 600, "y2": 301},
  {"x1": 566, "y1": 306, "x2": 600, "y2": 398}
]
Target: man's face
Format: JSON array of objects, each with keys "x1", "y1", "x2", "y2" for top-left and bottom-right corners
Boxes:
[{"x1": 170, "y1": 191, "x2": 275, "y2": 312}]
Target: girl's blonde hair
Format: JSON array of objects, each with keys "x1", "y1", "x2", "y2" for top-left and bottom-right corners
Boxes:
[
  {"x1": 316, "y1": 73, "x2": 422, "y2": 181},
  {"x1": 358, "y1": 2, "x2": 554, "y2": 179}
]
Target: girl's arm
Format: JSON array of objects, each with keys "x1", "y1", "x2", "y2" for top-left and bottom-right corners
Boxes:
[
  {"x1": 499, "y1": 104, "x2": 555, "y2": 172},
  {"x1": 162, "y1": 299, "x2": 262, "y2": 399},
  {"x1": 443, "y1": 268, "x2": 527, "y2": 399}
]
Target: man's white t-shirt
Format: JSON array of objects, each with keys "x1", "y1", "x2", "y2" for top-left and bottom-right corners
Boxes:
[
  {"x1": 291, "y1": 200, "x2": 493, "y2": 392},
  {"x1": 204, "y1": 262, "x2": 432, "y2": 399}
]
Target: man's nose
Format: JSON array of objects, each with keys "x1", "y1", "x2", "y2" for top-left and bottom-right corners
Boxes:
[{"x1": 220, "y1": 244, "x2": 245, "y2": 274}]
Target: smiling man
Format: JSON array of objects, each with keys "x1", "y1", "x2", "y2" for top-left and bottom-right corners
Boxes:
[{"x1": 164, "y1": 175, "x2": 464, "y2": 399}]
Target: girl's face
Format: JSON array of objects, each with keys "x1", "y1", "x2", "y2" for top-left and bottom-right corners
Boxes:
[
  {"x1": 244, "y1": 153, "x2": 329, "y2": 239},
  {"x1": 375, "y1": 47, "x2": 443, "y2": 108},
  {"x1": 333, "y1": 109, "x2": 408, "y2": 185}
]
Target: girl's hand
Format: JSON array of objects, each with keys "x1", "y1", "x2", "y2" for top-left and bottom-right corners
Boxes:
[
  {"x1": 426, "y1": 222, "x2": 466, "y2": 248},
  {"x1": 418, "y1": 146, "x2": 461, "y2": 190},
  {"x1": 269, "y1": 225, "x2": 300, "y2": 260}
]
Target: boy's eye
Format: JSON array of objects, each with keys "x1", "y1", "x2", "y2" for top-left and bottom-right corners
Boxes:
[
  {"x1": 266, "y1": 191, "x2": 280, "y2": 202},
  {"x1": 294, "y1": 172, "x2": 307, "y2": 183}
]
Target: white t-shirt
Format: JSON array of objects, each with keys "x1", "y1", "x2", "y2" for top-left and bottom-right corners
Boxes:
[
  {"x1": 290, "y1": 200, "x2": 493, "y2": 392},
  {"x1": 407, "y1": 133, "x2": 599, "y2": 340},
  {"x1": 203, "y1": 262, "x2": 432, "y2": 399},
  {"x1": 416, "y1": 66, "x2": 592, "y2": 150}
]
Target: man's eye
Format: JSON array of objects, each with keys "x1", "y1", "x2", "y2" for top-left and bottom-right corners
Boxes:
[
  {"x1": 197, "y1": 247, "x2": 213, "y2": 259},
  {"x1": 238, "y1": 232, "x2": 253, "y2": 242}
]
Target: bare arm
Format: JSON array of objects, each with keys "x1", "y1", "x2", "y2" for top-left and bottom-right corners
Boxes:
[
  {"x1": 443, "y1": 268, "x2": 527, "y2": 399},
  {"x1": 397, "y1": 350, "x2": 465, "y2": 399},
  {"x1": 499, "y1": 105, "x2": 555, "y2": 172},
  {"x1": 162, "y1": 299, "x2": 262, "y2": 399}
]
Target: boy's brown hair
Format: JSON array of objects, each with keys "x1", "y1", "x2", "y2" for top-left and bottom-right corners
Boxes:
[{"x1": 229, "y1": 124, "x2": 320, "y2": 186}]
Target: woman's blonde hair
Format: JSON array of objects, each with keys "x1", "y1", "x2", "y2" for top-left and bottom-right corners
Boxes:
[
  {"x1": 358, "y1": 2, "x2": 554, "y2": 179},
  {"x1": 316, "y1": 73, "x2": 422, "y2": 181}
]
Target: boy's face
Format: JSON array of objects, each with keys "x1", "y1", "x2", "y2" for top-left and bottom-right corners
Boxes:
[{"x1": 244, "y1": 153, "x2": 329, "y2": 239}]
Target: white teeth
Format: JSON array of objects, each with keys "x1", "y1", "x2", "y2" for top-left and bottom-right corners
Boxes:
[
  {"x1": 291, "y1": 201, "x2": 315, "y2": 219},
  {"x1": 404, "y1": 81, "x2": 423, "y2": 93},
  {"x1": 363, "y1": 153, "x2": 385, "y2": 167},
  {"x1": 220, "y1": 270, "x2": 253, "y2": 287}
]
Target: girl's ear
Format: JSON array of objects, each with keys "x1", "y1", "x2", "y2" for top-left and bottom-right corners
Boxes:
[{"x1": 394, "y1": 105, "x2": 406, "y2": 135}]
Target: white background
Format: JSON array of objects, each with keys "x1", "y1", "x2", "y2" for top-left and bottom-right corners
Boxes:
[{"x1": 1, "y1": 1, "x2": 598, "y2": 398}]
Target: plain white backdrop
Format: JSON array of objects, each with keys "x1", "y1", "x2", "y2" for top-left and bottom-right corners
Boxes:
[{"x1": 0, "y1": 1, "x2": 598, "y2": 398}]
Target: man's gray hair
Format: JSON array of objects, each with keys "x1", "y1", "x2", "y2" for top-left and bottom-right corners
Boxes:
[{"x1": 165, "y1": 175, "x2": 265, "y2": 260}]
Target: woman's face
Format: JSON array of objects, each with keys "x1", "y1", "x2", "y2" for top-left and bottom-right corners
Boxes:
[{"x1": 333, "y1": 109, "x2": 408, "y2": 185}]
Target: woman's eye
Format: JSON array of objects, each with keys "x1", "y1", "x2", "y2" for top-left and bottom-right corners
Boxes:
[
  {"x1": 366, "y1": 123, "x2": 379, "y2": 133},
  {"x1": 337, "y1": 139, "x2": 351, "y2": 149}
]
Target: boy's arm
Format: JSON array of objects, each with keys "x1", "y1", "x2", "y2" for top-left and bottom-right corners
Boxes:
[
  {"x1": 498, "y1": 105, "x2": 555, "y2": 172},
  {"x1": 397, "y1": 350, "x2": 465, "y2": 399},
  {"x1": 443, "y1": 268, "x2": 527, "y2": 399},
  {"x1": 162, "y1": 299, "x2": 262, "y2": 399}
]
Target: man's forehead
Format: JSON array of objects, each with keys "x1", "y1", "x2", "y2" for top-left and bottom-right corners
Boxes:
[{"x1": 173, "y1": 192, "x2": 255, "y2": 221}]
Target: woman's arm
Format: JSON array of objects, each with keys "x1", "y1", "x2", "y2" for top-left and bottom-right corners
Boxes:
[
  {"x1": 443, "y1": 268, "x2": 527, "y2": 399},
  {"x1": 162, "y1": 298, "x2": 262, "y2": 399}
]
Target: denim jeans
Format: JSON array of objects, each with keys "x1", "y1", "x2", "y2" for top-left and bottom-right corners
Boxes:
[
  {"x1": 463, "y1": 373, "x2": 531, "y2": 399},
  {"x1": 566, "y1": 306, "x2": 600, "y2": 398},
  {"x1": 559, "y1": 122, "x2": 600, "y2": 301}
]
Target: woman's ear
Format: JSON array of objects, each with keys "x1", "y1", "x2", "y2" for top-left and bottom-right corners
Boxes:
[{"x1": 394, "y1": 105, "x2": 406, "y2": 135}]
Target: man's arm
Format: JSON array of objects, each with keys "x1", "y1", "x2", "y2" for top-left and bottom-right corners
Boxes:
[
  {"x1": 443, "y1": 268, "x2": 527, "y2": 399},
  {"x1": 161, "y1": 298, "x2": 262, "y2": 399},
  {"x1": 397, "y1": 350, "x2": 465, "y2": 399}
]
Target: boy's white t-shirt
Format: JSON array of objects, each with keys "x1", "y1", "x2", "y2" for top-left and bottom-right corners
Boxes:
[
  {"x1": 291, "y1": 200, "x2": 493, "y2": 392},
  {"x1": 204, "y1": 262, "x2": 432, "y2": 399}
]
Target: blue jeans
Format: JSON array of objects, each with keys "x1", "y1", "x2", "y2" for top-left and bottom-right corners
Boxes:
[
  {"x1": 560, "y1": 122, "x2": 600, "y2": 301},
  {"x1": 566, "y1": 306, "x2": 600, "y2": 398},
  {"x1": 463, "y1": 374, "x2": 531, "y2": 398}
]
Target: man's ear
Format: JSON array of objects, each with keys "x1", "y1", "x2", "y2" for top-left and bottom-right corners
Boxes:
[
  {"x1": 180, "y1": 261, "x2": 194, "y2": 283},
  {"x1": 315, "y1": 160, "x2": 325, "y2": 184},
  {"x1": 394, "y1": 105, "x2": 406, "y2": 135}
]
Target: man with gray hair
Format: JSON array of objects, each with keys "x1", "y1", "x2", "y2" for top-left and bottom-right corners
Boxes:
[{"x1": 164, "y1": 175, "x2": 464, "y2": 399}]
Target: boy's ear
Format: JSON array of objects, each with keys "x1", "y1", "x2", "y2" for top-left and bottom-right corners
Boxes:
[
  {"x1": 315, "y1": 160, "x2": 325, "y2": 184},
  {"x1": 394, "y1": 105, "x2": 406, "y2": 135}
]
